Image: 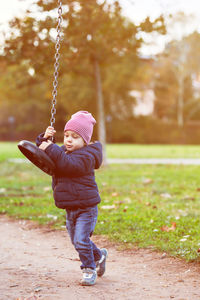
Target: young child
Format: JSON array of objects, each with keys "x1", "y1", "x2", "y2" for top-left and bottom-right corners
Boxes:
[{"x1": 36, "y1": 111, "x2": 108, "y2": 286}]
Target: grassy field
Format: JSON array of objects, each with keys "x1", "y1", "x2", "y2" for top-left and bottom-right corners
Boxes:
[
  {"x1": 2, "y1": 142, "x2": 200, "y2": 161},
  {"x1": 1, "y1": 142, "x2": 200, "y2": 262},
  {"x1": 107, "y1": 144, "x2": 200, "y2": 158}
]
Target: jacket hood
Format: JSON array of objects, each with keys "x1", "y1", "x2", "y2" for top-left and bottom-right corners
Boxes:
[{"x1": 86, "y1": 142, "x2": 102, "y2": 169}]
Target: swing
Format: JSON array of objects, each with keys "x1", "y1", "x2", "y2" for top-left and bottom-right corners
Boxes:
[{"x1": 18, "y1": 0, "x2": 63, "y2": 176}]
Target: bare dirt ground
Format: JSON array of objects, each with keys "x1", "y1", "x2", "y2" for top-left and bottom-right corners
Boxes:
[{"x1": 1, "y1": 216, "x2": 200, "y2": 300}]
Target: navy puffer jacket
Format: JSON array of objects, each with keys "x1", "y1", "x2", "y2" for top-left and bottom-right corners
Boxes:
[{"x1": 36, "y1": 134, "x2": 102, "y2": 209}]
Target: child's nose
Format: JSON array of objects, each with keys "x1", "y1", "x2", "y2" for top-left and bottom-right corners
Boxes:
[{"x1": 67, "y1": 136, "x2": 72, "y2": 142}]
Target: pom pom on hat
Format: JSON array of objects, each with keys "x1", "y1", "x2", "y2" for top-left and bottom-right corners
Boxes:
[{"x1": 64, "y1": 111, "x2": 96, "y2": 144}]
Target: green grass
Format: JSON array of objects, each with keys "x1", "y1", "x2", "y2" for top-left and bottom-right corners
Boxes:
[
  {"x1": 1, "y1": 142, "x2": 200, "y2": 161},
  {"x1": 96, "y1": 164, "x2": 200, "y2": 262},
  {"x1": 106, "y1": 144, "x2": 200, "y2": 158},
  {"x1": 1, "y1": 142, "x2": 200, "y2": 262},
  {"x1": 0, "y1": 142, "x2": 24, "y2": 162}
]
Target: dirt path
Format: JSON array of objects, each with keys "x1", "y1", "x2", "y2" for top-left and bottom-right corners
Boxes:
[{"x1": 1, "y1": 216, "x2": 200, "y2": 300}]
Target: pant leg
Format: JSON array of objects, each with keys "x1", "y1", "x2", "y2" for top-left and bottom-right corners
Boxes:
[
  {"x1": 66, "y1": 210, "x2": 75, "y2": 245},
  {"x1": 91, "y1": 240, "x2": 102, "y2": 262},
  {"x1": 73, "y1": 206, "x2": 101, "y2": 269}
]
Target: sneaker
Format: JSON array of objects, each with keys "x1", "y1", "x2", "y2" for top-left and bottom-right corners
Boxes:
[
  {"x1": 81, "y1": 268, "x2": 97, "y2": 286},
  {"x1": 96, "y1": 248, "x2": 108, "y2": 277}
]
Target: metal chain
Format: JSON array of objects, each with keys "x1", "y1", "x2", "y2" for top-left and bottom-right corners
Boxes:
[{"x1": 50, "y1": 0, "x2": 63, "y2": 127}]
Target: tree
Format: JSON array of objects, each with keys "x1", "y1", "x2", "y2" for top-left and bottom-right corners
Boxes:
[
  {"x1": 152, "y1": 11, "x2": 200, "y2": 126},
  {"x1": 154, "y1": 31, "x2": 200, "y2": 126},
  {"x1": 1, "y1": 0, "x2": 166, "y2": 149},
  {"x1": 50, "y1": 0, "x2": 141, "y2": 162}
]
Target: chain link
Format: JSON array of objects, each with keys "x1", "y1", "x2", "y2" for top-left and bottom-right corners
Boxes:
[{"x1": 50, "y1": 0, "x2": 63, "y2": 127}]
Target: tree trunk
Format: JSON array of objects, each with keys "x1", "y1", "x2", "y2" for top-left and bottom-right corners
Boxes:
[
  {"x1": 93, "y1": 58, "x2": 107, "y2": 165},
  {"x1": 177, "y1": 74, "x2": 184, "y2": 127}
]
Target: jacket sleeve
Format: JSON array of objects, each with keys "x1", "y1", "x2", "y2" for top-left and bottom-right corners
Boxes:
[
  {"x1": 45, "y1": 144, "x2": 95, "y2": 176},
  {"x1": 35, "y1": 133, "x2": 56, "y2": 147}
]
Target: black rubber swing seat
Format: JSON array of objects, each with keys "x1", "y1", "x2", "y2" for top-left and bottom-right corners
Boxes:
[{"x1": 18, "y1": 140, "x2": 55, "y2": 176}]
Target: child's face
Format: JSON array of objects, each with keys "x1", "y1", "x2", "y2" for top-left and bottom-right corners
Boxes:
[{"x1": 64, "y1": 130, "x2": 85, "y2": 152}]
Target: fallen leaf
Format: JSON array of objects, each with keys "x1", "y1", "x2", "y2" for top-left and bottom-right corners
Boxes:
[
  {"x1": 161, "y1": 253, "x2": 167, "y2": 259},
  {"x1": 34, "y1": 286, "x2": 42, "y2": 292},
  {"x1": 10, "y1": 284, "x2": 19, "y2": 288},
  {"x1": 111, "y1": 192, "x2": 118, "y2": 197},
  {"x1": 160, "y1": 193, "x2": 172, "y2": 199},
  {"x1": 43, "y1": 186, "x2": 51, "y2": 191},
  {"x1": 143, "y1": 178, "x2": 153, "y2": 185},
  {"x1": 182, "y1": 196, "x2": 195, "y2": 201},
  {"x1": 46, "y1": 214, "x2": 57, "y2": 220},
  {"x1": 114, "y1": 200, "x2": 125, "y2": 205},
  {"x1": 130, "y1": 190, "x2": 136, "y2": 194},
  {"x1": 161, "y1": 222, "x2": 176, "y2": 232},
  {"x1": 101, "y1": 205, "x2": 116, "y2": 210},
  {"x1": 22, "y1": 186, "x2": 34, "y2": 191},
  {"x1": 124, "y1": 197, "x2": 131, "y2": 203},
  {"x1": 14, "y1": 202, "x2": 24, "y2": 207}
]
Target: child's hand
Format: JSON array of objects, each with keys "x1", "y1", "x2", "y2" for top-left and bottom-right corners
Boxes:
[
  {"x1": 39, "y1": 140, "x2": 53, "y2": 151},
  {"x1": 44, "y1": 126, "x2": 56, "y2": 139}
]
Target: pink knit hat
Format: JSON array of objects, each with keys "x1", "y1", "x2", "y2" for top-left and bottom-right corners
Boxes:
[{"x1": 64, "y1": 111, "x2": 96, "y2": 144}]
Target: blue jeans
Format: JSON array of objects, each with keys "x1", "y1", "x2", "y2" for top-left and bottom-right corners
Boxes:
[{"x1": 66, "y1": 205, "x2": 102, "y2": 270}]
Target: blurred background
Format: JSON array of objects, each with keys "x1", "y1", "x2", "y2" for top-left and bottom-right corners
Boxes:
[{"x1": 1, "y1": 0, "x2": 200, "y2": 145}]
